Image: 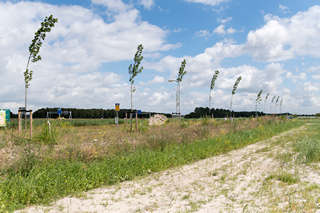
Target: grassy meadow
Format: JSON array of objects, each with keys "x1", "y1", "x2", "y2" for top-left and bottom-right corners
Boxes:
[{"x1": 0, "y1": 116, "x2": 306, "y2": 211}]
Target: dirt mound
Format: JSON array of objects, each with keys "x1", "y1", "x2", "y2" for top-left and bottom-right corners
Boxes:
[{"x1": 148, "y1": 114, "x2": 168, "y2": 126}]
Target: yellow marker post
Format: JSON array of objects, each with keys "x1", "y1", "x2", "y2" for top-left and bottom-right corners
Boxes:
[{"x1": 115, "y1": 103, "x2": 120, "y2": 125}]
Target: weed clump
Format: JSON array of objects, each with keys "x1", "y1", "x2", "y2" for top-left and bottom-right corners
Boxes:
[
  {"x1": 295, "y1": 138, "x2": 320, "y2": 163},
  {"x1": 8, "y1": 146, "x2": 38, "y2": 177},
  {"x1": 265, "y1": 172, "x2": 299, "y2": 184},
  {"x1": 35, "y1": 121, "x2": 57, "y2": 145}
]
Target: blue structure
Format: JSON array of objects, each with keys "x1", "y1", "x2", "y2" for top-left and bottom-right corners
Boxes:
[
  {"x1": 57, "y1": 108, "x2": 62, "y2": 116},
  {"x1": 0, "y1": 109, "x2": 10, "y2": 123},
  {"x1": 5, "y1": 109, "x2": 10, "y2": 122}
]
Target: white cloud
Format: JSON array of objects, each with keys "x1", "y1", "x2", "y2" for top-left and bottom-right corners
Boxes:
[
  {"x1": 145, "y1": 41, "x2": 287, "y2": 112},
  {"x1": 304, "y1": 82, "x2": 318, "y2": 92},
  {"x1": 220, "y1": 17, "x2": 232, "y2": 24},
  {"x1": 246, "y1": 5, "x2": 320, "y2": 61},
  {"x1": 213, "y1": 25, "x2": 225, "y2": 34},
  {"x1": 2, "y1": 2, "x2": 320, "y2": 115},
  {"x1": 227, "y1": 27, "x2": 235, "y2": 34},
  {"x1": 286, "y1": 72, "x2": 306, "y2": 82},
  {"x1": 213, "y1": 24, "x2": 236, "y2": 35},
  {"x1": 279, "y1": 4, "x2": 290, "y2": 14},
  {"x1": 139, "y1": 0, "x2": 154, "y2": 9},
  {"x1": 91, "y1": 0, "x2": 130, "y2": 12},
  {"x1": 312, "y1": 75, "x2": 320, "y2": 80},
  {"x1": 308, "y1": 66, "x2": 320, "y2": 73},
  {"x1": 145, "y1": 6, "x2": 320, "y2": 113},
  {"x1": 185, "y1": 0, "x2": 229, "y2": 6},
  {"x1": 150, "y1": 76, "x2": 165, "y2": 83},
  {"x1": 148, "y1": 91, "x2": 170, "y2": 106},
  {"x1": 0, "y1": 1, "x2": 176, "y2": 111},
  {"x1": 196, "y1": 30, "x2": 211, "y2": 38}
]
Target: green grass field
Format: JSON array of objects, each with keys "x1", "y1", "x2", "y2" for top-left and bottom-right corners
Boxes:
[
  {"x1": 0, "y1": 117, "x2": 306, "y2": 211},
  {"x1": 6, "y1": 118, "x2": 123, "y2": 129}
]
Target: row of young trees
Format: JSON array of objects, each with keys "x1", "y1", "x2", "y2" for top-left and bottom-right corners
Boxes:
[
  {"x1": 209, "y1": 70, "x2": 284, "y2": 117},
  {"x1": 258, "y1": 92, "x2": 284, "y2": 115},
  {"x1": 22, "y1": 15, "x2": 187, "y2": 115},
  {"x1": 22, "y1": 14, "x2": 284, "y2": 118}
]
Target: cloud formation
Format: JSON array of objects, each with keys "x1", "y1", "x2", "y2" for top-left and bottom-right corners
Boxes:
[
  {"x1": 0, "y1": 1, "x2": 175, "y2": 111},
  {"x1": 1, "y1": 1, "x2": 320, "y2": 114},
  {"x1": 247, "y1": 6, "x2": 320, "y2": 61},
  {"x1": 185, "y1": 0, "x2": 229, "y2": 6}
]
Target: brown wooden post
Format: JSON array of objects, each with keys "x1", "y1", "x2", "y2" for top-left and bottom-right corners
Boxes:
[
  {"x1": 135, "y1": 112, "x2": 138, "y2": 131},
  {"x1": 30, "y1": 110, "x2": 33, "y2": 139},
  {"x1": 18, "y1": 111, "x2": 22, "y2": 134},
  {"x1": 130, "y1": 113, "x2": 133, "y2": 132},
  {"x1": 125, "y1": 112, "x2": 127, "y2": 127}
]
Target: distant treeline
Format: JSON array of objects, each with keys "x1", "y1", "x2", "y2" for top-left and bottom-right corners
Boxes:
[
  {"x1": 185, "y1": 107, "x2": 268, "y2": 118},
  {"x1": 9, "y1": 107, "x2": 296, "y2": 119},
  {"x1": 28, "y1": 108, "x2": 171, "y2": 119}
]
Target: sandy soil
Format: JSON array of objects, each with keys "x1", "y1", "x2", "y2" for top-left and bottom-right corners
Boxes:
[{"x1": 17, "y1": 125, "x2": 320, "y2": 213}]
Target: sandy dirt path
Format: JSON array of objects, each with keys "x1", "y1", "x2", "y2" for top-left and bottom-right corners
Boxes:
[{"x1": 17, "y1": 125, "x2": 320, "y2": 213}]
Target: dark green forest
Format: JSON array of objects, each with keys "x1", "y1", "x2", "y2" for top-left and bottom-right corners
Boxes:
[
  {"x1": 8, "y1": 107, "x2": 293, "y2": 119},
  {"x1": 31, "y1": 108, "x2": 171, "y2": 119}
]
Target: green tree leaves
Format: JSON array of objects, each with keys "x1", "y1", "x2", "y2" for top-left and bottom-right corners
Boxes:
[
  {"x1": 129, "y1": 44, "x2": 144, "y2": 84},
  {"x1": 232, "y1": 76, "x2": 242, "y2": 95},
  {"x1": 25, "y1": 14, "x2": 58, "y2": 89},
  {"x1": 128, "y1": 44, "x2": 144, "y2": 111},
  {"x1": 256, "y1": 89, "x2": 263, "y2": 103},
  {"x1": 177, "y1": 59, "x2": 187, "y2": 82},
  {"x1": 210, "y1": 70, "x2": 219, "y2": 90}
]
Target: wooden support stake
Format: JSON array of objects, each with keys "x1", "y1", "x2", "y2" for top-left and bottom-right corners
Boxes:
[
  {"x1": 135, "y1": 112, "x2": 138, "y2": 131},
  {"x1": 18, "y1": 111, "x2": 22, "y2": 134},
  {"x1": 130, "y1": 113, "x2": 133, "y2": 132},
  {"x1": 30, "y1": 111, "x2": 33, "y2": 139}
]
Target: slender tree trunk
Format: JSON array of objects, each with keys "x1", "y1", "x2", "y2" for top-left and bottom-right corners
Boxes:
[
  {"x1": 176, "y1": 81, "x2": 181, "y2": 118},
  {"x1": 25, "y1": 86, "x2": 27, "y2": 129},
  {"x1": 130, "y1": 83, "x2": 133, "y2": 112},
  {"x1": 209, "y1": 90, "x2": 212, "y2": 118},
  {"x1": 25, "y1": 86, "x2": 27, "y2": 111},
  {"x1": 209, "y1": 90, "x2": 211, "y2": 109},
  {"x1": 255, "y1": 102, "x2": 258, "y2": 117},
  {"x1": 24, "y1": 54, "x2": 31, "y2": 130},
  {"x1": 230, "y1": 95, "x2": 233, "y2": 119},
  {"x1": 178, "y1": 81, "x2": 180, "y2": 118}
]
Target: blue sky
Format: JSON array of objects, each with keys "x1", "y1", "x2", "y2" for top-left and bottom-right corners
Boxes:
[{"x1": 0, "y1": 0, "x2": 320, "y2": 114}]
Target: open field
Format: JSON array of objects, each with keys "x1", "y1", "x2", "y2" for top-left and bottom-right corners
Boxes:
[
  {"x1": 0, "y1": 117, "x2": 308, "y2": 211},
  {"x1": 16, "y1": 118, "x2": 320, "y2": 213},
  {"x1": 6, "y1": 118, "x2": 123, "y2": 129}
]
